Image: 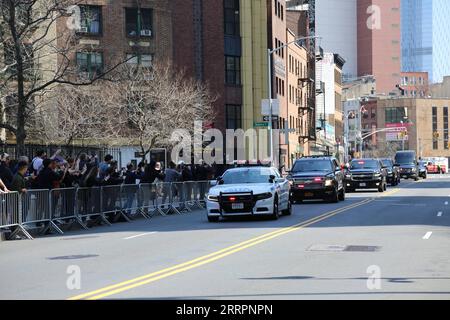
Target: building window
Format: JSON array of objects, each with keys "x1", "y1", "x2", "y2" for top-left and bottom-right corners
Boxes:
[
  {"x1": 224, "y1": 0, "x2": 240, "y2": 36},
  {"x1": 126, "y1": 53, "x2": 153, "y2": 67},
  {"x1": 125, "y1": 8, "x2": 153, "y2": 37},
  {"x1": 385, "y1": 107, "x2": 407, "y2": 124},
  {"x1": 78, "y1": 5, "x2": 102, "y2": 35},
  {"x1": 76, "y1": 52, "x2": 103, "y2": 78},
  {"x1": 225, "y1": 56, "x2": 241, "y2": 85},
  {"x1": 433, "y1": 107, "x2": 438, "y2": 150},
  {"x1": 444, "y1": 107, "x2": 449, "y2": 150},
  {"x1": 371, "y1": 108, "x2": 376, "y2": 119},
  {"x1": 226, "y1": 105, "x2": 242, "y2": 130}
]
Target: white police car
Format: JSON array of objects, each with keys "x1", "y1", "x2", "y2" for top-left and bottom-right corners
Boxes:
[{"x1": 206, "y1": 167, "x2": 291, "y2": 222}]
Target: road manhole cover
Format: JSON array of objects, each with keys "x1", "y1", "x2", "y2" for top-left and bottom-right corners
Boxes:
[
  {"x1": 307, "y1": 245, "x2": 381, "y2": 252},
  {"x1": 307, "y1": 244, "x2": 346, "y2": 252},
  {"x1": 47, "y1": 254, "x2": 99, "y2": 260},
  {"x1": 61, "y1": 236, "x2": 100, "y2": 241},
  {"x1": 344, "y1": 246, "x2": 381, "y2": 252}
]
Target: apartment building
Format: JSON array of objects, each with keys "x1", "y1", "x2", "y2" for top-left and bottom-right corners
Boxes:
[{"x1": 377, "y1": 98, "x2": 450, "y2": 158}]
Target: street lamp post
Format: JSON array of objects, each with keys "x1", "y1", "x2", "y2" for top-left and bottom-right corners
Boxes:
[{"x1": 267, "y1": 35, "x2": 321, "y2": 167}]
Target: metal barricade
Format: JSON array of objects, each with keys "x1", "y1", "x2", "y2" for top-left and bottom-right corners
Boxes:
[
  {"x1": 169, "y1": 182, "x2": 191, "y2": 215},
  {"x1": 101, "y1": 185, "x2": 131, "y2": 223},
  {"x1": 194, "y1": 180, "x2": 212, "y2": 208},
  {"x1": 137, "y1": 183, "x2": 162, "y2": 217},
  {"x1": 0, "y1": 192, "x2": 32, "y2": 240},
  {"x1": 157, "y1": 182, "x2": 174, "y2": 215},
  {"x1": 120, "y1": 184, "x2": 147, "y2": 219},
  {"x1": 184, "y1": 181, "x2": 202, "y2": 210},
  {"x1": 76, "y1": 186, "x2": 110, "y2": 227},
  {"x1": 50, "y1": 188, "x2": 86, "y2": 230},
  {"x1": 21, "y1": 189, "x2": 62, "y2": 235}
]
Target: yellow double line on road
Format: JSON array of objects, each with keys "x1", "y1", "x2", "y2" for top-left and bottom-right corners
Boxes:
[{"x1": 69, "y1": 190, "x2": 400, "y2": 300}]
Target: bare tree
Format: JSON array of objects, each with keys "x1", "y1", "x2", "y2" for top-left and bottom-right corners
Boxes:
[
  {"x1": 0, "y1": 0, "x2": 127, "y2": 154},
  {"x1": 35, "y1": 83, "x2": 126, "y2": 149},
  {"x1": 112, "y1": 63, "x2": 216, "y2": 160}
]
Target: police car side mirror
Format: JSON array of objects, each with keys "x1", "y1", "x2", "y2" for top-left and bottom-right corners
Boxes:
[
  {"x1": 269, "y1": 175, "x2": 276, "y2": 183},
  {"x1": 217, "y1": 177, "x2": 224, "y2": 185}
]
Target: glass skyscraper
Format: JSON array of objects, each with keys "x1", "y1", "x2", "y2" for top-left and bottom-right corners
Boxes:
[{"x1": 402, "y1": 0, "x2": 450, "y2": 83}]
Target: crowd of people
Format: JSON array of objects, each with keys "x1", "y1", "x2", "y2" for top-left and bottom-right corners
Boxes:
[{"x1": 0, "y1": 150, "x2": 217, "y2": 196}]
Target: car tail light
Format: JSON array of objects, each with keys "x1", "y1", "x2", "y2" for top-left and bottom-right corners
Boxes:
[
  {"x1": 298, "y1": 185, "x2": 305, "y2": 189},
  {"x1": 314, "y1": 177, "x2": 323, "y2": 182},
  {"x1": 229, "y1": 197, "x2": 236, "y2": 202}
]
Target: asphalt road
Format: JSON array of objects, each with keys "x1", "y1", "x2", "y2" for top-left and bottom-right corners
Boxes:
[{"x1": 1, "y1": 175, "x2": 450, "y2": 300}]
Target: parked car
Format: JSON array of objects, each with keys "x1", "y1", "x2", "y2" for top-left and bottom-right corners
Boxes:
[
  {"x1": 345, "y1": 159, "x2": 388, "y2": 193},
  {"x1": 287, "y1": 156, "x2": 345, "y2": 203},
  {"x1": 395, "y1": 150, "x2": 419, "y2": 181},
  {"x1": 206, "y1": 166, "x2": 291, "y2": 222},
  {"x1": 380, "y1": 158, "x2": 401, "y2": 186}
]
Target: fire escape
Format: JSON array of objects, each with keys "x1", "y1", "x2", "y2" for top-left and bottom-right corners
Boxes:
[{"x1": 298, "y1": 0, "x2": 318, "y2": 144}]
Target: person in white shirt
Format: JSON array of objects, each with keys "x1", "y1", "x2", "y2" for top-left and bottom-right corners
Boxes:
[{"x1": 31, "y1": 150, "x2": 46, "y2": 175}]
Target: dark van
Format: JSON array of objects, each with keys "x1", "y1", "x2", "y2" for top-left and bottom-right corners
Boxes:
[{"x1": 395, "y1": 150, "x2": 419, "y2": 181}]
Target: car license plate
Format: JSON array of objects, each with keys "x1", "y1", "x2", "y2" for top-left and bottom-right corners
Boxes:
[
  {"x1": 232, "y1": 203, "x2": 244, "y2": 210},
  {"x1": 304, "y1": 192, "x2": 314, "y2": 197},
  {"x1": 359, "y1": 183, "x2": 367, "y2": 187}
]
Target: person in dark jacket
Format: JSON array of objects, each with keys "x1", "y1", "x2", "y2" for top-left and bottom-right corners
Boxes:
[
  {"x1": 139, "y1": 161, "x2": 164, "y2": 214},
  {"x1": 10, "y1": 161, "x2": 28, "y2": 194},
  {"x1": 0, "y1": 153, "x2": 13, "y2": 189},
  {"x1": 36, "y1": 159, "x2": 65, "y2": 190},
  {"x1": 123, "y1": 163, "x2": 138, "y2": 215}
]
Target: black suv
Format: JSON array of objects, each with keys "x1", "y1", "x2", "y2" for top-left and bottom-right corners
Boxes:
[
  {"x1": 395, "y1": 150, "x2": 419, "y2": 181},
  {"x1": 288, "y1": 156, "x2": 345, "y2": 203},
  {"x1": 345, "y1": 159, "x2": 388, "y2": 193},
  {"x1": 380, "y1": 158, "x2": 400, "y2": 186}
]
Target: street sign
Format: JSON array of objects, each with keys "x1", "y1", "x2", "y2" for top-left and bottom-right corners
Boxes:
[
  {"x1": 254, "y1": 122, "x2": 269, "y2": 128},
  {"x1": 263, "y1": 115, "x2": 279, "y2": 122},
  {"x1": 261, "y1": 99, "x2": 280, "y2": 116}
]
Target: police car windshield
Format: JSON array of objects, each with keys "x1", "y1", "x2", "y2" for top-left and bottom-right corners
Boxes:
[
  {"x1": 292, "y1": 160, "x2": 332, "y2": 172},
  {"x1": 222, "y1": 169, "x2": 272, "y2": 184},
  {"x1": 350, "y1": 160, "x2": 379, "y2": 170}
]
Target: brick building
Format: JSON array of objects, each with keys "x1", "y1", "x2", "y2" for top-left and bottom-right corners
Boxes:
[
  {"x1": 377, "y1": 98, "x2": 450, "y2": 158},
  {"x1": 357, "y1": 0, "x2": 402, "y2": 95},
  {"x1": 400, "y1": 72, "x2": 430, "y2": 98}
]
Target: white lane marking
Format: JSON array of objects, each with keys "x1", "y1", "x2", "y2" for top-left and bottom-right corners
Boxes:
[
  {"x1": 437, "y1": 212, "x2": 443, "y2": 217},
  {"x1": 123, "y1": 232, "x2": 157, "y2": 240},
  {"x1": 422, "y1": 232, "x2": 433, "y2": 240}
]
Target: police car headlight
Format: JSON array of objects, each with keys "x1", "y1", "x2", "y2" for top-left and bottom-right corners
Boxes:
[
  {"x1": 207, "y1": 195, "x2": 219, "y2": 202},
  {"x1": 411, "y1": 168, "x2": 417, "y2": 172},
  {"x1": 255, "y1": 192, "x2": 273, "y2": 200},
  {"x1": 325, "y1": 179, "x2": 334, "y2": 186}
]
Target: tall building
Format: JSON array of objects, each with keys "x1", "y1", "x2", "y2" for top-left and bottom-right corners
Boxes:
[
  {"x1": 314, "y1": 0, "x2": 357, "y2": 81},
  {"x1": 401, "y1": 0, "x2": 450, "y2": 83},
  {"x1": 314, "y1": 52, "x2": 345, "y2": 157},
  {"x1": 357, "y1": 0, "x2": 402, "y2": 95},
  {"x1": 172, "y1": 0, "x2": 240, "y2": 134}
]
